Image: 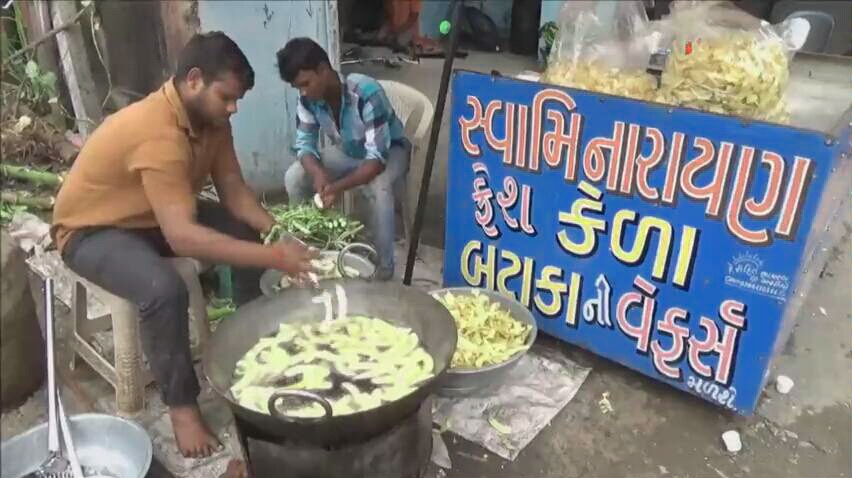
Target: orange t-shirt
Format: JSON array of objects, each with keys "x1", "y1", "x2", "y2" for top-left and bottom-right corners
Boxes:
[{"x1": 51, "y1": 79, "x2": 238, "y2": 253}]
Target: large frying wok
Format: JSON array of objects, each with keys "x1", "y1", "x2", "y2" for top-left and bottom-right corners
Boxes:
[{"x1": 203, "y1": 279, "x2": 458, "y2": 446}]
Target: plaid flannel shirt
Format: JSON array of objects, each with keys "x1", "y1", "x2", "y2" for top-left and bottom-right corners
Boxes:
[{"x1": 294, "y1": 73, "x2": 408, "y2": 165}]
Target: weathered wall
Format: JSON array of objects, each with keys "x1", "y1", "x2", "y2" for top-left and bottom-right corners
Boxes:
[
  {"x1": 160, "y1": 0, "x2": 200, "y2": 75},
  {"x1": 98, "y1": 0, "x2": 171, "y2": 96},
  {"x1": 198, "y1": 0, "x2": 340, "y2": 194},
  {"x1": 0, "y1": 231, "x2": 46, "y2": 411}
]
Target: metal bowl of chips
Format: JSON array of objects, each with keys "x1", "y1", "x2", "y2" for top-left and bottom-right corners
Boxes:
[{"x1": 429, "y1": 287, "x2": 537, "y2": 397}]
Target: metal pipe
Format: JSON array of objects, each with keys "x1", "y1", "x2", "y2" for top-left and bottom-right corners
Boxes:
[
  {"x1": 44, "y1": 278, "x2": 59, "y2": 455},
  {"x1": 403, "y1": 0, "x2": 464, "y2": 285}
]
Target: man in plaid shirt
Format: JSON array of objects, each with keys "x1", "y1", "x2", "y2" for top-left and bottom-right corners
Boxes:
[{"x1": 277, "y1": 37, "x2": 411, "y2": 280}]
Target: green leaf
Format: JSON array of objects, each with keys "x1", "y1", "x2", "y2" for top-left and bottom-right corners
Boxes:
[
  {"x1": 41, "y1": 71, "x2": 57, "y2": 88},
  {"x1": 25, "y1": 60, "x2": 40, "y2": 79}
]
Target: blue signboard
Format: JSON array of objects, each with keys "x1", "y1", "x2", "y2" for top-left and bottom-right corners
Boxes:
[{"x1": 442, "y1": 70, "x2": 846, "y2": 414}]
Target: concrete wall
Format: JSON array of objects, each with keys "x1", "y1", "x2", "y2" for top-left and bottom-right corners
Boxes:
[{"x1": 198, "y1": 0, "x2": 339, "y2": 194}]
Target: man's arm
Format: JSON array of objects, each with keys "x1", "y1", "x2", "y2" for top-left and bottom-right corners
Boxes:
[
  {"x1": 295, "y1": 100, "x2": 328, "y2": 186},
  {"x1": 130, "y1": 139, "x2": 309, "y2": 270},
  {"x1": 326, "y1": 159, "x2": 383, "y2": 194},
  {"x1": 211, "y1": 131, "x2": 275, "y2": 235}
]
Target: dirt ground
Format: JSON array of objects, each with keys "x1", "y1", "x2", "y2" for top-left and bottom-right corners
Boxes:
[{"x1": 443, "y1": 210, "x2": 852, "y2": 478}]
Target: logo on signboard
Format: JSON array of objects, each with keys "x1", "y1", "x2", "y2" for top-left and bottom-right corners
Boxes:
[{"x1": 724, "y1": 252, "x2": 790, "y2": 301}]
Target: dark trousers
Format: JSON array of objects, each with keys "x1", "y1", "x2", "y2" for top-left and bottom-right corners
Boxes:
[{"x1": 61, "y1": 201, "x2": 263, "y2": 406}]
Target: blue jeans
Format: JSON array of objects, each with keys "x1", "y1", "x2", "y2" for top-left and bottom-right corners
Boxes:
[{"x1": 284, "y1": 143, "x2": 411, "y2": 278}]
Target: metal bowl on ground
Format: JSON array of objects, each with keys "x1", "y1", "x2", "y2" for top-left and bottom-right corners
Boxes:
[
  {"x1": 0, "y1": 413, "x2": 152, "y2": 478},
  {"x1": 259, "y1": 243, "x2": 377, "y2": 296},
  {"x1": 429, "y1": 287, "x2": 538, "y2": 397},
  {"x1": 203, "y1": 279, "x2": 458, "y2": 447}
]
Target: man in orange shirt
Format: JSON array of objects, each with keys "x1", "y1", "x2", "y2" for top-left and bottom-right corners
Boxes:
[
  {"x1": 377, "y1": 0, "x2": 443, "y2": 55},
  {"x1": 52, "y1": 32, "x2": 317, "y2": 458}
]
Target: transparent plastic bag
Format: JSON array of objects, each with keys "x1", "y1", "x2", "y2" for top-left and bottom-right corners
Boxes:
[
  {"x1": 655, "y1": 0, "x2": 798, "y2": 123},
  {"x1": 541, "y1": 0, "x2": 660, "y2": 100}
]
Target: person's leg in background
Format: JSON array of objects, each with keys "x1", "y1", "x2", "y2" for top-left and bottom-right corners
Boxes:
[
  {"x1": 196, "y1": 200, "x2": 264, "y2": 306},
  {"x1": 361, "y1": 142, "x2": 411, "y2": 280},
  {"x1": 283, "y1": 151, "x2": 360, "y2": 205},
  {"x1": 61, "y1": 227, "x2": 220, "y2": 457},
  {"x1": 284, "y1": 161, "x2": 315, "y2": 205},
  {"x1": 282, "y1": 146, "x2": 406, "y2": 278}
]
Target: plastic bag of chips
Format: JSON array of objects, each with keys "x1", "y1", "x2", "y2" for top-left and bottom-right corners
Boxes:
[
  {"x1": 541, "y1": 0, "x2": 661, "y2": 101},
  {"x1": 655, "y1": 0, "x2": 797, "y2": 123}
]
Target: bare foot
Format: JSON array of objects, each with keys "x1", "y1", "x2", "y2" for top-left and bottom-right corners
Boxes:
[
  {"x1": 224, "y1": 459, "x2": 249, "y2": 478},
  {"x1": 169, "y1": 404, "x2": 222, "y2": 458}
]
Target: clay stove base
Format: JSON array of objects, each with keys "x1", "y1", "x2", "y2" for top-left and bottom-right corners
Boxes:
[{"x1": 242, "y1": 398, "x2": 433, "y2": 478}]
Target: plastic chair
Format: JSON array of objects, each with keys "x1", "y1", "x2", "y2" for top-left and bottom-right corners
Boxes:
[
  {"x1": 342, "y1": 80, "x2": 435, "y2": 249},
  {"x1": 783, "y1": 11, "x2": 835, "y2": 54},
  {"x1": 68, "y1": 257, "x2": 209, "y2": 415},
  {"x1": 770, "y1": 0, "x2": 837, "y2": 54}
]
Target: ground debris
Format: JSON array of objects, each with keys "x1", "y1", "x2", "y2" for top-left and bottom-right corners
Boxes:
[
  {"x1": 722, "y1": 430, "x2": 742, "y2": 453},
  {"x1": 1, "y1": 114, "x2": 73, "y2": 171},
  {"x1": 0, "y1": 89, "x2": 77, "y2": 182},
  {"x1": 431, "y1": 430, "x2": 452, "y2": 469},
  {"x1": 775, "y1": 375, "x2": 794, "y2": 394},
  {"x1": 707, "y1": 463, "x2": 732, "y2": 478},
  {"x1": 598, "y1": 392, "x2": 614, "y2": 414},
  {"x1": 455, "y1": 451, "x2": 488, "y2": 463}
]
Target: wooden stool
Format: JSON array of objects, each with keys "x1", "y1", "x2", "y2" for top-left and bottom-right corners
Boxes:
[{"x1": 68, "y1": 257, "x2": 210, "y2": 415}]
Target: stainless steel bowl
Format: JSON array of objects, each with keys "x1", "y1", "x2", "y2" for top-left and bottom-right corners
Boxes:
[
  {"x1": 259, "y1": 245, "x2": 377, "y2": 296},
  {"x1": 0, "y1": 413, "x2": 152, "y2": 478},
  {"x1": 429, "y1": 287, "x2": 538, "y2": 397}
]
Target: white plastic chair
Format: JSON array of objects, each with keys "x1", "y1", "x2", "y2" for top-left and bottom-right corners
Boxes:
[
  {"x1": 342, "y1": 80, "x2": 435, "y2": 248},
  {"x1": 68, "y1": 257, "x2": 209, "y2": 415}
]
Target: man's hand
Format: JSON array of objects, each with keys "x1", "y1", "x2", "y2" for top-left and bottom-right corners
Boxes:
[
  {"x1": 312, "y1": 168, "x2": 331, "y2": 196},
  {"x1": 324, "y1": 160, "x2": 385, "y2": 203},
  {"x1": 301, "y1": 154, "x2": 330, "y2": 195},
  {"x1": 319, "y1": 183, "x2": 341, "y2": 209},
  {"x1": 269, "y1": 239, "x2": 320, "y2": 277}
]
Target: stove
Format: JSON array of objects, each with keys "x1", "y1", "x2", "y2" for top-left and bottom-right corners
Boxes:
[{"x1": 236, "y1": 398, "x2": 434, "y2": 478}]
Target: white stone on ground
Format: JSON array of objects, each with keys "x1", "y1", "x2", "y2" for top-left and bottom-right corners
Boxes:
[
  {"x1": 722, "y1": 430, "x2": 742, "y2": 453},
  {"x1": 776, "y1": 375, "x2": 794, "y2": 394}
]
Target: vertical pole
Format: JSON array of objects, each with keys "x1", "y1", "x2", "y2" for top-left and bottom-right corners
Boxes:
[{"x1": 403, "y1": 0, "x2": 464, "y2": 285}]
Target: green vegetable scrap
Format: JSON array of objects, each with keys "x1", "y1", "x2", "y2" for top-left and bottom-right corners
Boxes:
[
  {"x1": 434, "y1": 290, "x2": 532, "y2": 369},
  {"x1": 207, "y1": 298, "x2": 236, "y2": 323},
  {"x1": 230, "y1": 315, "x2": 434, "y2": 417},
  {"x1": 263, "y1": 204, "x2": 364, "y2": 250},
  {"x1": 0, "y1": 202, "x2": 27, "y2": 225},
  {"x1": 488, "y1": 416, "x2": 512, "y2": 435}
]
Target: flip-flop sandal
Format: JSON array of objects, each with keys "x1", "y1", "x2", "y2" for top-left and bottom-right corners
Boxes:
[
  {"x1": 413, "y1": 43, "x2": 444, "y2": 57},
  {"x1": 411, "y1": 43, "x2": 469, "y2": 59}
]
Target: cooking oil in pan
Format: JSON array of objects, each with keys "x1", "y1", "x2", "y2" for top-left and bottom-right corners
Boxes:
[{"x1": 230, "y1": 316, "x2": 434, "y2": 416}]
